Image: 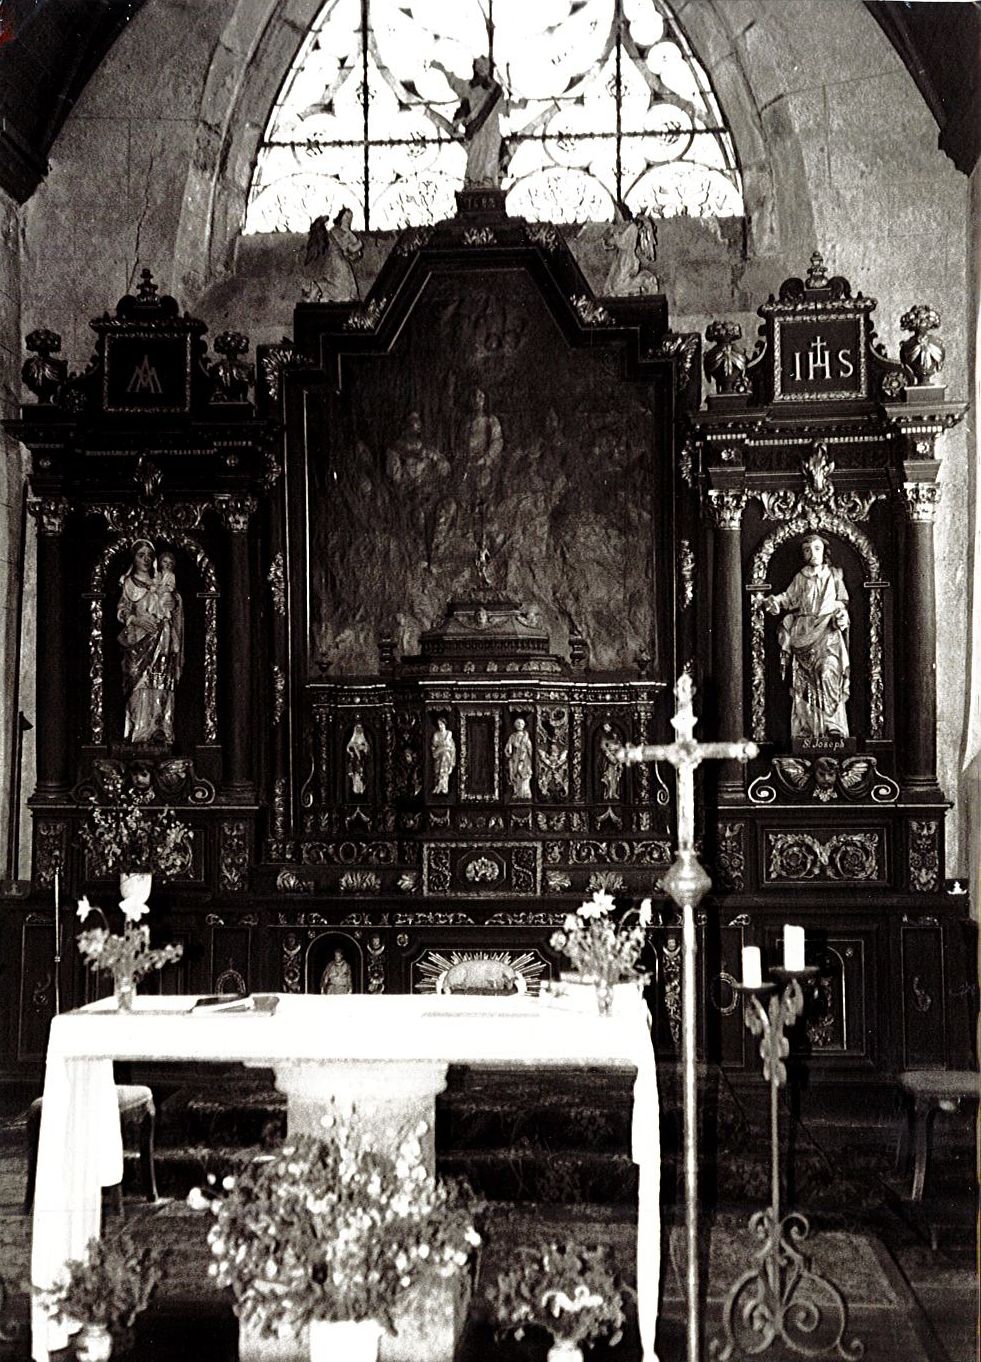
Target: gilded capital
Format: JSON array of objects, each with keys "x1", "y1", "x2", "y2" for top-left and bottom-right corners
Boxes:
[
  {"x1": 214, "y1": 494, "x2": 257, "y2": 534},
  {"x1": 707, "y1": 488, "x2": 746, "y2": 530},
  {"x1": 901, "y1": 481, "x2": 942, "y2": 524},
  {"x1": 28, "y1": 496, "x2": 69, "y2": 535}
]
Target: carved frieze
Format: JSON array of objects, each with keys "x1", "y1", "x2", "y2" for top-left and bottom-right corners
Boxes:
[
  {"x1": 765, "y1": 830, "x2": 882, "y2": 883},
  {"x1": 908, "y1": 819, "x2": 940, "y2": 892},
  {"x1": 35, "y1": 820, "x2": 68, "y2": 887},
  {"x1": 339, "y1": 870, "x2": 381, "y2": 893},
  {"x1": 282, "y1": 932, "x2": 303, "y2": 991},
  {"x1": 716, "y1": 822, "x2": 745, "y2": 892},
  {"x1": 678, "y1": 539, "x2": 695, "y2": 608},
  {"x1": 748, "y1": 755, "x2": 899, "y2": 805},
  {"x1": 661, "y1": 934, "x2": 681, "y2": 1047},
  {"x1": 422, "y1": 841, "x2": 542, "y2": 896},
  {"x1": 536, "y1": 706, "x2": 569, "y2": 800},
  {"x1": 219, "y1": 820, "x2": 250, "y2": 893}
]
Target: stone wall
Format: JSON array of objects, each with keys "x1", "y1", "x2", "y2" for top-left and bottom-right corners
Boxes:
[
  {"x1": 12, "y1": 0, "x2": 976, "y2": 872},
  {"x1": 0, "y1": 187, "x2": 29, "y2": 880}
]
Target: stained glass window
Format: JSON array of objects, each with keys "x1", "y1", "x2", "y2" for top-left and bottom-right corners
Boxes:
[{"x1": 245, "y1": 0, "x2": 743, "y2": 232}]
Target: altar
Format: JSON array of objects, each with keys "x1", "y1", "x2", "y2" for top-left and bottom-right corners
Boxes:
[{"x1": 30, "y1": 992, "x2": 660, "y2": 1362}]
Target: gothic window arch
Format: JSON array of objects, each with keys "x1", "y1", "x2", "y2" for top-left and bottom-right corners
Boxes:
[{"x1": 244, "y1": 0, "x2": 744, "y2": 232}]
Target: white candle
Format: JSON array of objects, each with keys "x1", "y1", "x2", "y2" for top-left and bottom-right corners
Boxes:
[
  {"x1": 783, "y1": 924, "x2": 806, "y2": 972},
  {"x1": 741, "y1": 946, "x2": 762, "y2": 988}
]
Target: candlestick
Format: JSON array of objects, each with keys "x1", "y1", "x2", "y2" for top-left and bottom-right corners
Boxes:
[
  {"x1": 783, "y1": 924, "x2": 805, "y2": 972},
  {"x1": 741, "y1": 945, "x2": 762, "y2": 988},
  {"x1": 713, "y1": 971, "x2": 862, "y2": 1362}
]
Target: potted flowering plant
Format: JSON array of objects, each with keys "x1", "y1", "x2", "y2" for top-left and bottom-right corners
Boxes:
[
  {"x1": 34, "y1": 1229, "x2": 164, "y2": 1361},
  {"x1": 550, "y1": 890, "x2": 652, "y2": 1015},
  {"x1": 76, "y1": 894, "x2": 183, "y2": 1011},
  {"x1": 483, "y1": 1241, "x2": 630, "y2": 1360},
  {"x1": 189, "y1": 1107, "x2": 481, "y2": 1362}
]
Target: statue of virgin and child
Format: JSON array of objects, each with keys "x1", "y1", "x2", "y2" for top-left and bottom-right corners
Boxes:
[{"x1": 117, "y1": 539, "x2": 184, "y2": 745}]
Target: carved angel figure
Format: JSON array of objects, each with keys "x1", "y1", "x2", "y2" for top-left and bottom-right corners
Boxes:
[
  {"x1": 602, "y1": 211, "x2": 658, "y2": 295},
  {"x1": 302, "y1": 208, "x2": 362, "y2": 302},
  {"x1": 763, "y1": 533, "x2": 850, "y2": 741}
]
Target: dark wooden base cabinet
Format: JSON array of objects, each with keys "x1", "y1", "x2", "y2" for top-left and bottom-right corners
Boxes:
[{"x1": 2, "y1": 892, "x2": 973, "y2": 1111}]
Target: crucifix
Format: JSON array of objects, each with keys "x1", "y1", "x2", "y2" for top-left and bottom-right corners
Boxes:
[{"x1": 612, "y1": 673, "x2": 757, "y2": 1362}]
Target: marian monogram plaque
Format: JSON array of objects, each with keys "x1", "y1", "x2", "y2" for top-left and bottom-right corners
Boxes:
[{"x1": 103, "y1": 332, "x2": 193, "y2": 413}]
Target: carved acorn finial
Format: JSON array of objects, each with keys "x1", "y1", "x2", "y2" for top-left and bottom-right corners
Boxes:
[
  {"x1": 703, "y1": 320, "x2": 749, "y2": 394},
  {"x1": 22, "y1": 328, "x2": 67, "y2": 404},
  {"x1": 899, "y1": 304, "x2": 944, "y2": 385}
]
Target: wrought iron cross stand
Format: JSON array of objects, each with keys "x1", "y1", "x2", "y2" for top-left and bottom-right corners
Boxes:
[
  {"x1": 614, "y1": 674, "x2": 757, "y2": 1362},
  {"x1": 713, "y1": 969, "x2": 864, "y2": 1362}
]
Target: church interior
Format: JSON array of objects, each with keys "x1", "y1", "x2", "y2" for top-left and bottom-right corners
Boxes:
[{"x1": 0, "y1": 1, "x2": 977, "y2": 1360}]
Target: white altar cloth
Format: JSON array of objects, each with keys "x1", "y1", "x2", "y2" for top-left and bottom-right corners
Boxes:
[{"x1": 31, "y1": 993, "x2": 659, "y2": 1362}]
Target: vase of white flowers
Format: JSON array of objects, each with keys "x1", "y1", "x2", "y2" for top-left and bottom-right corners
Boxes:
[
  {"x1": 550, "y1": 890, "x2": 652, "y2": 1015},
  {"x1": 188, "y1": 1105, "x2": 481, "y2": 1362},
  {"x1": 76, "y1": 895, "x2": 183, "y2": 1011},
  {"x1": 484, "y1": 1241, "x2": 630, "y2": 1358}
]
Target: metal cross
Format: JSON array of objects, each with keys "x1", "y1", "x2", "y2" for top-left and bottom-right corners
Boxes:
[{"x1": 613, "y1": 673, "x2": 757, "y2": 1362}]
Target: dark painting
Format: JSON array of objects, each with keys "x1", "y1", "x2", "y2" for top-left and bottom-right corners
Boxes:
[{"x1": 306, "y1": 270, "x2": 659, "y2": 674}]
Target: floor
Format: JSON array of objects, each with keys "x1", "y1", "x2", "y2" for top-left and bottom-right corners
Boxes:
[{"x1": 0, "y1": 1086, "x2": 975, "y2": 1362}]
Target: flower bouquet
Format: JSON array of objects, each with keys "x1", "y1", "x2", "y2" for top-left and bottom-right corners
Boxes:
[
  {"x1": 549, "y1": 890, "x2": 651, "y2": 1014},
  {"x1": 188, "y1": 1106, "x2": 481, "y2": 1359},
  {"x1": 78, "y1": 768, "x2": 192, "y2": 882},
  {"x1": 34, "y1": 1229, "x2": 164, "y2": 1360},
  {"x1": 483, "y1": 1241, "x2": 630, "y2": 1360},
  {"x1": 76, "y1": 895, "x2": 183, "y2": 1011}
]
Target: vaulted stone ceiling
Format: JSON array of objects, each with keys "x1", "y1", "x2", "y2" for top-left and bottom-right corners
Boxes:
[{"x1": 0, "y1": 0, "x2": 976, "y2": 206}]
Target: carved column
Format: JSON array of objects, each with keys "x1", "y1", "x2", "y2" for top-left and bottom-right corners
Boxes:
[
  {"x1": 707, "y1": 487, "x2": 747, "y2": 799},
  {"x1": 215, "y1": 495, "x2": 257, "y2": 797},
  {"x1": 29, "y1": 498, "x2": 70, "y2": 799},
  {"x1": 899, "y1": 478, "x2": 942, "y2": 791}
]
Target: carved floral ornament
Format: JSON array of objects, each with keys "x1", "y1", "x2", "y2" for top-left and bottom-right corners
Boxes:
[
  {"x1": 213, "y1": 494, "x2": 257, "y2": 534},
  {"x1": 28, "y1": 497, "x2": 70, "y2": 536},
  {"x1": 901, "y1": 481, "x2": 942, "y2": 524},
  {"x1": 707, "y1": 488, "x2": 745, "y2": 530}
]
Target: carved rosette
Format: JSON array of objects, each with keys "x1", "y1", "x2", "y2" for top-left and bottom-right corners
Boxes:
[
  {"x1": 766, "y1": 831, "x2": 880, "y2": 883},
  {"x1": 29, "y1": 497, "x2": 70, "y2": 536},
  {"x1": 908, "y1": 819, "x2": 940, "y2": 892},
  {"x1": 901, "y1": 482, "x2": 942, "y2": 524},
  {"x1": 717, "y1": 822, "x2": 745, "y2": 892},
  {"x1": 219, "y1": 820, "x2": 250, "y2": 893}
]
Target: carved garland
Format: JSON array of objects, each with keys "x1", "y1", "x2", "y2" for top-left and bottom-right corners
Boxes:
[
  {"x1": 748, "y1": 513, "x2": 884, "y2": 742},
  {"x1": 87, "y1": 525, "x2": 219, "y2": 745}
]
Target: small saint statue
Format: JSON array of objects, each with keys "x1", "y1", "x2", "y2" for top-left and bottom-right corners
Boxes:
[
  {"x1": 302, "y1": 207, "x2": 362, "y2": 302},
  {"x1": 431, "y1": 717, "x2": 457, "y2": 795},
  {"x1": 763, "y1": 533, "x2": 850, "y2": 741},
  {"x1": 319, "y1": 948, "x2": 353, "y2": 995},
  {"x1": 600, "y1": 732, "x2": 623, "y2": 801},
  {"x1": 505, "y1": 717, "x2": 533, "y2": 800},
  {"x1": 346, "y1": 721, "x2": 370, "y2": 795}
]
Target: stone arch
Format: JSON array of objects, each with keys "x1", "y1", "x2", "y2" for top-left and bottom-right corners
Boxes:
[{"x1": 170, "y1": 0, "x2": 891, "y2": 299}]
